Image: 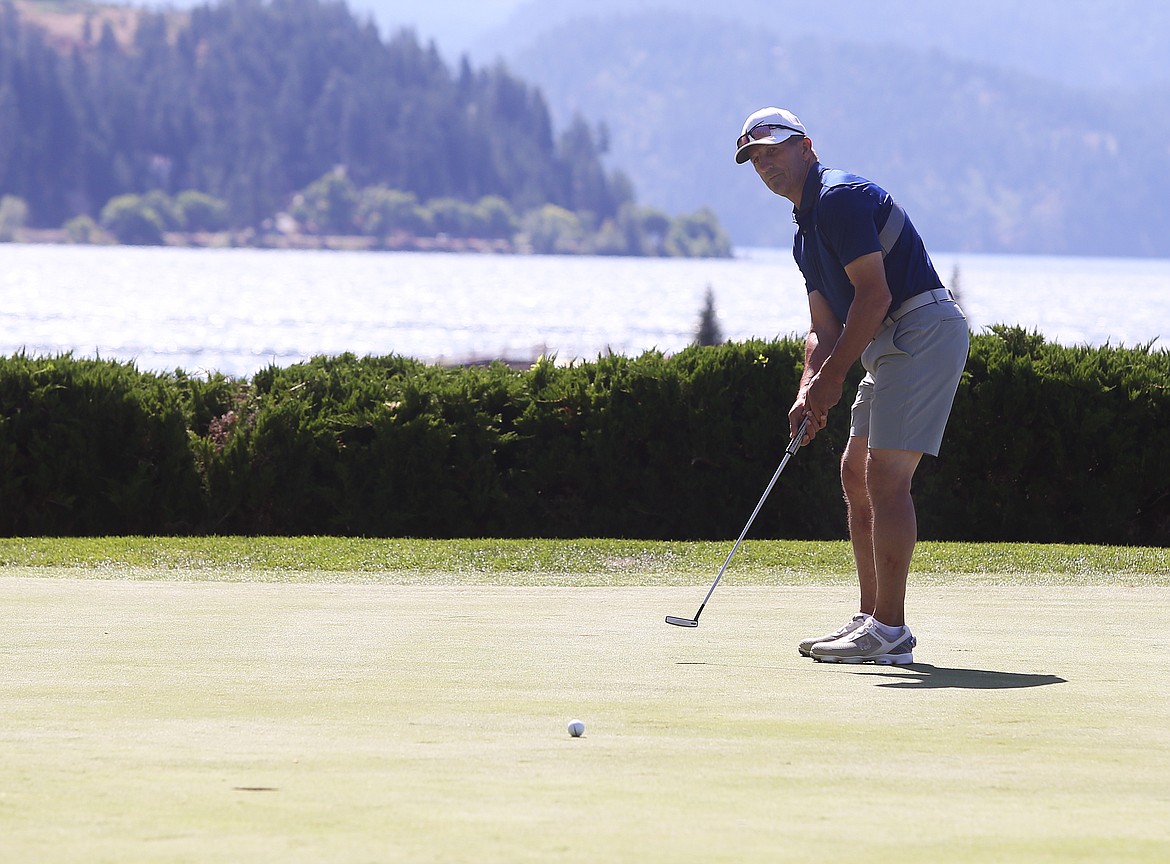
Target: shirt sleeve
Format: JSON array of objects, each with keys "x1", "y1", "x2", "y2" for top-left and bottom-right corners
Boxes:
[{"x1": 817, "y1": 186, "x2": 883, "y2": 267}]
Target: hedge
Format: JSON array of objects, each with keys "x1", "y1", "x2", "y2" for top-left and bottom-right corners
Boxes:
[{"x1": 1, "y1": 327, "x2": 1167, "y2": 544}]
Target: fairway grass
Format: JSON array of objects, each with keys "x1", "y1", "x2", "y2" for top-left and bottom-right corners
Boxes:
[
  {"x1": 1, "y1": 536, "x2": 1167, "y2": 584},
  {"x1": 3, "y1": 558, "x2": 1169, "y2": 862}
]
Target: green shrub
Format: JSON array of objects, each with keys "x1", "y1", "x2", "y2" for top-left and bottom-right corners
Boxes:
[
  {"x1": 63, "y1": 214, "x2": 108, "y2": 244},
  {"x1": 0, "y1": 195, "x2": 29, "y2": 241},
  {"x1": 3, "y1": 330, "x2": 1167, "y2": 543},
  {"x1": 99, "y1": 195, "x2": 166, "y2": 245},
  {"x1": 175, "y1": 190, "x2": 230, "y2": 232},
  {"x1": 355, "y1": 187, "x2": 430, "y2": 237},
  {"x1": 291, "y1": 172, "x2": 359, "y2": 235},
  {"x1": 916, "y1": 326, "x2": 1170, "y2": 543},
  {"x1": 0, "y1": 355, "x2": 204, "y2": 534}
]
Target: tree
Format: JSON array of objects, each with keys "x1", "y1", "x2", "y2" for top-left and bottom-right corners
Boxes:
[
  {"x1": 63, "y1": 214, "x2": 106, "y2": 244},
  {"x1": 291, "y1": 170, "x2": 358, "y2": 235},
  {"x1": 631, "y1": 206, "x2": 672, "y2": 256},
  {"x1": 0, "y1": 0, "x2": 731, "y2": 255},
  {"x1": 555, "y1": 114, "x2": 631, "y2": 220},
  {"x1": 427, "y1": 197, "x2": 480, "y2": 237},
  {"x1": 175, "y1": 190, "x2": 229, "y2": 232},
  {"x1": 665, "y1": 208, "x2": 733, "y2": 258},
  {"x1": 100, "y1": 194, "x2": 165, "y2": 245},
  {"x1": 592, "y1": 216, "x2": 634, "y2": 256},
  {"x1": 473, "y1": 195, "x2": 518, "y2": 239},
  {"x1": 695, "y1": 286, "x2": 724, "y2": 346},
  {"x1": 141, "y1": 189, "x2": 181, "y2": 231},
  {"x1": 355, "y1": 186, "x2": 430, "y2": 236},
  {"x1": 0, "y1": 195, "x2": 28, "y2": 241},
  {"x1": 522, "y1": 205, "x2": 586, "y2": 254}
]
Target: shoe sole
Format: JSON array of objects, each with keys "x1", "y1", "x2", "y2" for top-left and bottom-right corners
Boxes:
[{"x1": 812, "y1": 653, "x2": 914, "y2": 665}]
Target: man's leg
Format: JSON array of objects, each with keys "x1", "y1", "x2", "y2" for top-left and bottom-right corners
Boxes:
[
  {"x1": 796, "y1": 432, "x2": 877, "y2": 657},
  {"x1": 840, "y1": 434, "x2": 876, "y2": 616},
  {"x1": 813, "y1": 302, "x2": 965, "y2": 663},
  {"x1": 811, "y1": 443, "x2": 923, "y2": 664},
  {"x1": 864, "y1": 446, "x2": 923, "y2": 627}
]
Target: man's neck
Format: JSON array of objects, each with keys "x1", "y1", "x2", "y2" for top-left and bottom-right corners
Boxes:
[{"x1": 792, "y1": 160, "x2": 820, "y2": 211}]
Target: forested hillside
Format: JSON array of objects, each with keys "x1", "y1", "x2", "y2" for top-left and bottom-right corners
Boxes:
[{"x1": 0, "y1": 0, "x2": 728, "y2": 256}]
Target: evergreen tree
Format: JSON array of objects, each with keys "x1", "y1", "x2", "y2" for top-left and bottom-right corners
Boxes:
[
  {"x1": 0, "y1": 0, "x2": 727, "y2": 257},
  {"x1": 695, "y1": 286, "x2": 723, "y2": 346}
]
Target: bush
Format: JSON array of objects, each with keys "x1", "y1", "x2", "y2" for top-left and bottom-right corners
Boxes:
[
  {"x1": 141, "y1": 190, "x2": 182, "y2": 231},
  {"x1": 521, "y1": 205, "x2": 586, "y2": 254},
  {"x1": 426, "y1": 197, "x2": 481, "y2": 237},
  {"x1": 100, "y1": 195, "x2": 166, "y2": 245},
  {"x1": 291, "y1": 171, "x2": 359, "y2": 235},
  {"x1": 664, "y1": 208, "x2": 733, "y2": 258},
  {"x1": 472, "y1": 195, "x2": 518, "y2": 239},
  {"x1": 356, "y1": 187, "x2": 431, "y2": 236},
  {"x1": 915, "y1": 326, "x2": 1170, "y2": 544},
  {"x1": 2, "y1": 331, "x2": 1167, "y2": 542},
  {"x1": 63, "y1": 214, "x2": 108, "y2": 244},
  {"x1": 0, "y1": 355, "x2": 205, "y2": 535},
  {"x1": 0, "y1": 195, "x2": 29, "y2": 241},
  {"x1": 175, "y1": 190, "x2": 230, "y2": 232}
]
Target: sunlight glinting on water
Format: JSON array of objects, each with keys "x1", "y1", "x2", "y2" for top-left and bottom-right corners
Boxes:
[{"x1": 3, "y1": 243, "x2": 1167, "y2": 377}]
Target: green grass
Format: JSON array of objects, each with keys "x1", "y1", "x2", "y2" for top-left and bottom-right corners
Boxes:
[
  {"x1": 3, "y1": 538, "x2": 1169, "y2": 862},
  {"x1": 1, "y1": 536, "x2": 1167, "y2": 584}
]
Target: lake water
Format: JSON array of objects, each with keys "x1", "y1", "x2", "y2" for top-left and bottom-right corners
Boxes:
[{"x1": 2, "y1": 243, "x2": 1168, "y2": 378}]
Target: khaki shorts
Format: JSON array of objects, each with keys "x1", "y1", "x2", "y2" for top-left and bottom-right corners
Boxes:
[{"x1": 850, "y1": 299, "x2": 969, "y2": 456}]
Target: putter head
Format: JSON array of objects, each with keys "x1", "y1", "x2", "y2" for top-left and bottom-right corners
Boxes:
[{"x1": 665, "y1": 616, "x2": 699, "y2": 628}]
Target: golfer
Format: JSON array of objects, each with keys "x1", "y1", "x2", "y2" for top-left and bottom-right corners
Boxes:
[{"x1": 735, "y1": 107, "x2": 968, "y2": 664}]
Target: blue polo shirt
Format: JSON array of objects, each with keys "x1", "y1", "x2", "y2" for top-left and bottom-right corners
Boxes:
[{"x1": 793, "y1": 162, "x2": 943, "y2": 325}]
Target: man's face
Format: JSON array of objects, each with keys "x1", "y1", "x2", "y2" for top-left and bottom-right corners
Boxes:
[{"x1": 749, "y1": 136, "x2": 810, "y2": 203}]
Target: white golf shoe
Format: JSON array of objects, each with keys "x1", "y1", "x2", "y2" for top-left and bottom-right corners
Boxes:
[
  {"x1": 797, "y1": 613, "x2": 872, "y2": 657},
  {"x1": 810, "y1": 617, "x2": 916, "y2": 665}
]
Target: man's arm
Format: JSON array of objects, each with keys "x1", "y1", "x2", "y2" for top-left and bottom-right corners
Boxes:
[
  {"x1": 789, "y1": 288, "x2": 841, "y2": 441},
  {"x1": 796, "y1": 251, "x2": 892, "y2": 438}
]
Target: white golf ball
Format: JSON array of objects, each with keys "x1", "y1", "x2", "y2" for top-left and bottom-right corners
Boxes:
[{"x1": 567, "y1": 719, "x2": 585, "y2": 738}]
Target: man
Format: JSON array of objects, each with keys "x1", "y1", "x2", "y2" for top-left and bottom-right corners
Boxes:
[{"x1": 735, "y1": 107, "x2": 968, "y2": 665}]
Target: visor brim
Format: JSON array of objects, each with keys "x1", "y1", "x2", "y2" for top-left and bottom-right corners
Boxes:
[{"x1": 734, "y1": 131, "x2": 802, "y2": 164}]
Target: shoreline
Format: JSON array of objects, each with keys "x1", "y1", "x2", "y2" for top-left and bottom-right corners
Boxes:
[
  {"x1": 10, "y1": 228, "x2": 735, "y2": 259},
  {"x1": 14, "y1": 228, "x2": 522, "y2": 255}
]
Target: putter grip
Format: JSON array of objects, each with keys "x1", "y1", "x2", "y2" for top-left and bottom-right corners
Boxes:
[{"x1": 787, "y1": 416, "x2": 811, "y2": 454}]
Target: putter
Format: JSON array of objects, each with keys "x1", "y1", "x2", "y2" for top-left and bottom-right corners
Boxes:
[{"x1": 666, "y1": 416, "x2": 811, "y2": 628}]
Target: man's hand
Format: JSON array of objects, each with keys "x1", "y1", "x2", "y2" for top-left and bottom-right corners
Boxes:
[
  {"x1": 804, "y1": 367, "x2": 845, "y2": 426},
  {"x1": 789, "y1": 367, "x2": 843, "y2": 445}
]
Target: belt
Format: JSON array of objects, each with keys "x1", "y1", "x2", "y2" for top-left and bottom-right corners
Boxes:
[{"x1": 881, "y1": 287, "x2": 954, "y2": 330}]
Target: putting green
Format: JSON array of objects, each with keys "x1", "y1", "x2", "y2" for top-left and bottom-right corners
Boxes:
[{"x1": 2, "y1": 573, "x2": 1168, "y2": 862}]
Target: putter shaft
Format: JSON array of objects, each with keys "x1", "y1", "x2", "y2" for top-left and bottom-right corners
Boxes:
[{"x1": 665, "y1": 417, "x2": 810, "y2": 628}]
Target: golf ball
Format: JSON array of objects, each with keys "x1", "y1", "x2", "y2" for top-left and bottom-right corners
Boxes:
[{"x1": 567, "y1": 719, "x2": 585, "y2": 738}]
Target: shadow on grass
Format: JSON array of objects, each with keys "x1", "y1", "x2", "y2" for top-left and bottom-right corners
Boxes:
[
  {"x1": 861, "y1": 664, "x2": 1067, "y2": 689},
  {"x1": 676, "y1": 661, "x2": 1066, "y2": 689}
]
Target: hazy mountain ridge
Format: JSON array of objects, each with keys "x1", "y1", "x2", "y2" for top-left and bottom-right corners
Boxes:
[
  {"x1": 503, "y1": 11, "x2": 1170, "y2": 256},
  {"x1": 484, "y1": 0, "x2": 1170, "y2": 93},
  {"x1": 116, "y1": 1, "x2": 1170, "y2": 95}
]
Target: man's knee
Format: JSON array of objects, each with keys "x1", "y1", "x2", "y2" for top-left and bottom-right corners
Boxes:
[
  {"x1": 840, "y1": 436, "x2": 869, "y2": 497},
  {"x1": 865, "y1": 448, "x2": 922, "y2": 500}
]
